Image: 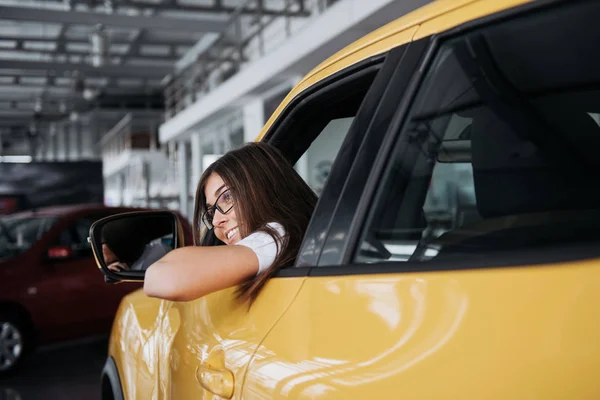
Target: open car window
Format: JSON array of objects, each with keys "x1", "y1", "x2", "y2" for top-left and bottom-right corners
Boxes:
[
  {"x1": 355, "y1": 1, "x2": 600, "y2": 265},
  {"x1": 266, "y1": 64, "x2": 381, "y2": 196}
]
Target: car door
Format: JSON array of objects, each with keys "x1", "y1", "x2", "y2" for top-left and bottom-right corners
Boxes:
[
  {"x1": 239, "y1": 28, "x2": 429, "y2": 397},
  {"x1": 145, "y1": 44, "x2": 413, "y2": 400},
  {"x1": 243, "y1": 1, "x2": 600, "y2": 398}
]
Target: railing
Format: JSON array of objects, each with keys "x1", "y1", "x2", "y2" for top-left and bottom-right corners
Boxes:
[
  {"x1": 99, "y1": 111, "x2": 163, "y2": 162},
  {"x1": 164, "y1": 0, "x2": 340, "y2": 120}
]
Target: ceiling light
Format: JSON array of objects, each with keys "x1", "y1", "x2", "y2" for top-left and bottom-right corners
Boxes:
[
  {"x1": 34, "y1": 97, "x2": 42, "y2": 113},
  {"x1": 83, "y1": 88, "x2": 96, "y2": 101},
  {"x1": 0, "y1": 155, "x2": 32, "y2": 163}
]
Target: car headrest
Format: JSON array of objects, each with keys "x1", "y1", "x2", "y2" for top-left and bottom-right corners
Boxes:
[{"x1": 470, "y1": 108, "x2": 600, "y2": 218}]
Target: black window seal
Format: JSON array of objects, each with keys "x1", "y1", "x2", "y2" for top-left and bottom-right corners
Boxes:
[
  {"x1": 262, "y1": 53, "x2": 386, "y2": 148},
  {"x1": 315, "y1": 38, "x2": 429, "y2": 267},
  {"x1": 273, "y1": 266, "x2": 312, "y2": 278},
  {"x1": 335, "y1": 36, "x2": 438, "y2": 268},
  {"x1": 313, "y1": 240, "x2": 600, "y2": 277}
]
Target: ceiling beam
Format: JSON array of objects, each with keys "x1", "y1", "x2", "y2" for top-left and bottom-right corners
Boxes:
[
  {"x1": 0, "y1": 85, "x2": 164, "y2": 96},
  {"x1": 3, "y1": 46, "x2": 176, "y2": 61},
  {"x1": 0, "y1": 5, "x2": 228, "y2": 32},
  {"x1": 0, "y1": 34, "x2": 197, "y2": 46},
  {"x1": 0, "y1": 59, "x2": 171, "y2": 78},
  {"x1": 48, "y1": 0, "x2": 311, "y2": 17},
  {"x1": 0, "y1": 93, "x2": 90, "y2": 102}
]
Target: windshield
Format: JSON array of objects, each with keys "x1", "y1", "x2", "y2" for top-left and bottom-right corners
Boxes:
[{"x1": 0, "y1": 215, "x2": 59, "y2": 260}]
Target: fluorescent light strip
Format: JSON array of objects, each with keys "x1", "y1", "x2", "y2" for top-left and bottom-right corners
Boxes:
[{"x1": 0, "y1": 155, "x2": 32, "y2": 163}]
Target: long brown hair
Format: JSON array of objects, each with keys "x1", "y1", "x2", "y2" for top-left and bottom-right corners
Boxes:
[{"x1": 193, "y1": 142, "x2": 317, "y2": 304}]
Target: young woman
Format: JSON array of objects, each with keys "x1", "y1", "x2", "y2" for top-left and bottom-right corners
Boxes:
[{"x1": 143, "y1": 142, "x2": 317, "y2": 303}]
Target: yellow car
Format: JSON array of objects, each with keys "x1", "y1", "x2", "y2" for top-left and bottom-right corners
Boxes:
[{"x1": 97, "y1": 0, "x2": 600, "y2": 398}]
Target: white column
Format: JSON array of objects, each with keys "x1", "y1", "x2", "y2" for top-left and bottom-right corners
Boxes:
[
  {"x1": 82, "y1": 123, "x2": 96, "y2": 160},
  {"x1": 118, "y1": 172, "x2": 126, "y2": 206},
  {"x1": 191, "y1": 132, "x2": 203, "y2": 194},
  {"x1": 70, "y1": 122, "x2": 77, "y2": 161},
  {"x1": 214, "y1": 131, "x2": 225, "y2": 154},
  {"x1": 243, "y1": 98, "x2": 265, "y2": 143},
  {"x1": 51, "y1": 128, "x2": 58, "y2": 161},
  {"x1": 57, "y1": 123, "x2": 67, "y2": 161},
  {"x1": 35, "y1": 135, "x2": 44, "y2": 162},
  {"x1": 46, "y1": 130, "x2": 54, "y2": 161},
  {"x1": 178, "y1": 140, "x2": 190, "y2": 218},
  {"x1": 222, "y1": 125, "x2": 232, "y2": 152}
]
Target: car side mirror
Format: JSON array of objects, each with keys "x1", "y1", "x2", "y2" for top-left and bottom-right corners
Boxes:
[
  {"x1": 89, "y1": 211, "x2": 185, "y2": 283},
  {"x1": 47, "y1": 245, "x2": 73, "y2": 260}
]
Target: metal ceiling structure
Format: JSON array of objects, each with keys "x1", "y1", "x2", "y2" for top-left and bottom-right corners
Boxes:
[{"x1": 0, "y1": 0, "x2": 309, "y2": 154}]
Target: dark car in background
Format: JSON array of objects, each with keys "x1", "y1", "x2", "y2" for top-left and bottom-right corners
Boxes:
[{"x1": 0, "y1": 204, "x2": 192, "y2": 376}]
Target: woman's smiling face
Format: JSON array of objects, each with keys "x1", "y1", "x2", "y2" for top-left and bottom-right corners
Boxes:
[{"x1": 204, "y1": 172, "x2": 240, "y2": 245}]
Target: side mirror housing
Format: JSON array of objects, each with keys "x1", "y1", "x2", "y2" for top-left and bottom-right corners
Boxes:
[
  {"x1": 47, "y1": 245, "x2": 73, "y2": 260},
  {"x1": 89, "y1": 211, "x2": 186, "y2": 283}
]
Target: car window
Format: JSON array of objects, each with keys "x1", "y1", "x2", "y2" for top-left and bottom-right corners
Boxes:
[
  {"x1": 72, "y1": 218, "x2": 95, "y2": 250},
  {"x1": 295, "y1": 117, "x2": 354, "y2": 195},
  {"x1": 354, "y1": 1, "x2": 600, "y2": 265},
  {"x1": 55, "y1": 214, "x2": 110, "y2": 255},
  {"x1": 0, "y1": 215, "x2": 58, "y2": 259},
  {"x1": 267, "y1": 65, "x2": 380, "y2": 197}
]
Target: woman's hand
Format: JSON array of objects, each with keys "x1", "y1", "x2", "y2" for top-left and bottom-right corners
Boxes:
[{"x1": 107, "y1": 261, "x2": 130, "y2": 272}]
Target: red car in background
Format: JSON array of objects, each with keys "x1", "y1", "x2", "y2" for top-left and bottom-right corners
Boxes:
[{"x1": 0, "y1": 204, "x2": 192, "y2": 376}]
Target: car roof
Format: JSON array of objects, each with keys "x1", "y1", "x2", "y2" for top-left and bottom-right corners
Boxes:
[{"x1": 257, "y1": 0, "x2": 533, "y2": 140}]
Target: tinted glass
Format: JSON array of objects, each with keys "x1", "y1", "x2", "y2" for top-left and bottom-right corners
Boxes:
[
  {"x1": 295, "y1": 117, "x2": 354, "y2": 195},
  {"x1": 0, "y1": 215, "x2": 58, "y2": 259},
  {"x1": 355, "y1": 2, "x2": 600, "y2": 264}
]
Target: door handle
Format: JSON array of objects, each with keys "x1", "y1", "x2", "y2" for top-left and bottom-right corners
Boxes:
[
  {"x1": 195, "y1": 348, "x2": 235, "y2": 399},
  {"x1": 196, "y1": 365, "x2": 234, "y2": 399}
]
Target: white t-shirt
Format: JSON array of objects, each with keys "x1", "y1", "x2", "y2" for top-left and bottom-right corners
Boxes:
[{"x1": 235, "y1": 222, "x2": 286, "y2": 274}]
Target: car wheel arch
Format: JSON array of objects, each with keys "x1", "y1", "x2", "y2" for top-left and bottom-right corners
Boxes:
[
  {"x1": 101, "y1": 356, "x2": 125, "y2": 400},
  {"x1": 0, "y1": 301, "x2": 36, "y2": 339},
  {"x1": 0, "y1": 301, "x2": 35, "y2": 376}
]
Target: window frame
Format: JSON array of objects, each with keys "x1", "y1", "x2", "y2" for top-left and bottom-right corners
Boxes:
[
  {"x1": 290, "y1": 48, "x2": 408, "y2": 269},
  {"x1": 260, "y1": 52, "x2": 394, "y2": 276},
  {"x1": 309, "y1": 0, "x2": 575, "y2": 275},
  {"x1": 315, "y1": 37, "x2": 430, "y2": 267}
]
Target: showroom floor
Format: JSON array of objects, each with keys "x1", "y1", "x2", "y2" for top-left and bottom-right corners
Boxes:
[{"x1": 0, "y1": 337, "x2": 107, "y2": 400}]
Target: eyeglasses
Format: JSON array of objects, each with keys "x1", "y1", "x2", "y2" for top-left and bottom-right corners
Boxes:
[{"x1": 202, "y1": 189, "x2": 234, "y2": 229}]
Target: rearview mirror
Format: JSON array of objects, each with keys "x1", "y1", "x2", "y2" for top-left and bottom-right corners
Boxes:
[
  {"x1": 89, "y1": 211, "x2": 183, "y2": 283},
  {"x1": 436, "y1": 140, "x2": 472, "y2": 163}
]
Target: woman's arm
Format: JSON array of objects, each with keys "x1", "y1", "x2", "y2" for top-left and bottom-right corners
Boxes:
[{"x1": 143, "y1": 245, "x2": 259, "y2": 301}]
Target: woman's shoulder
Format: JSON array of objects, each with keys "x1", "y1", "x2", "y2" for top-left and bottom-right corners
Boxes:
[
  {"x1": 237, "y1": 222, "x2": 285, "y2": 248},
  {"x1": 265, "y1": 222, "x2": 285, "y2": 236}
]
